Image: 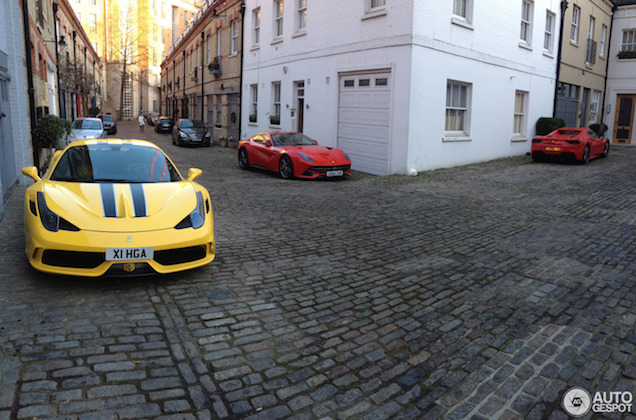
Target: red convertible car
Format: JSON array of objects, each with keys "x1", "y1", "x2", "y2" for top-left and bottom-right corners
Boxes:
[
  {"x1": 531, "y1": 128, "x2": 609, "y2": 164},
  {"x1": 238, "y1": 132, "x2": 352, "y2": 179}
]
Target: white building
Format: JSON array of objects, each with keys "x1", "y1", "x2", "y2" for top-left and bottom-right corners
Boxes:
[
  {"x1": 241, "y1": 0, "x2": 561, "y2": 175},
  {"x1": 605, "y1": 0, "x2": 636, "y2": 145},
  {"x1": 0, "y1": 0, "x2": 32, "y2": 219}
]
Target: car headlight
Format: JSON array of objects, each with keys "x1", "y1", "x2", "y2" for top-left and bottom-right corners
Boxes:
[
  {"x1": 36, "y1": 192, "x2": 79, "y2": 232},
  {"x1": 179, "y1": 131, "x2": 189, "y2": 138},
  {"x1": 175, "y1": 192, "x2": 205, "y2": 230},
  {"x1": 205, "y1": 132, "x2": 211, "y2": 138},
  {"x1": 344, "y1": 152, "x2": 351, "y2": 161},
  {"x1": 297, "y1": 152, "x2": 314, "y2": 163}
]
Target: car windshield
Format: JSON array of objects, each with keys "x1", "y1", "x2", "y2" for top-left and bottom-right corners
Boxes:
[
  {"x1": 101, "y1": 116, "x2": 114, "y2": 122},
  {"x1": 50, "y1": 143, "x2": 181, "y2": 183},
  {"x1": 160, "y1": 118, "x2": 171, "y2": 124},
  {"x1": 180, "y1": 120, "x2": 205, "y2": 129},
  {"x1": 556, "y1": 129, "x2": 582, "y2": 136},
  {"x1": 72, "y1": 119, "x2": 102, "y2": 130},
  {"x1": 271, "y1": 133, "x2": 316, "y2": 146}
]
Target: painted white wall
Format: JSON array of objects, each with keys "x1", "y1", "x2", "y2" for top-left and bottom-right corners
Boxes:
[
  {"x1": 242, "y1": 0, "x2": 559, "y2": 174},
  {"x1": 0, "y1": 0, "x2": 32, "y2": 218},
  {"x1": 604, "y1": 4, "x2": 636, "y2": 145}
]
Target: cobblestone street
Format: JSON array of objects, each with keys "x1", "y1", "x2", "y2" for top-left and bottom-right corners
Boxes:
[{"x1": 1, "y1": 120, "x2": 635, "y2": 419}]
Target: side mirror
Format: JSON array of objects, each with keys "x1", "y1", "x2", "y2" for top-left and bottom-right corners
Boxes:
[
  {"x1": 187, "y1": 168, "x2": 202, "y2": 181},
  {"x1": 264, "y1": 140, "x2": 272, "y2": 147},
  {"x1": 22, "y1": 166, "x2": 41, "y2": 182}
]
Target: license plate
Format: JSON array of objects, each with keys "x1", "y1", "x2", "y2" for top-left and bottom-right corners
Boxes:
[
  {"x1": 106, "y1": 247, "x2": 154, "y2": 261},
  {"x1": 326, "y1": 170, "x2": 343, "y2": 177},
  {"x1": 545, "y1": 146, "x2": 561, "y2": 151}
]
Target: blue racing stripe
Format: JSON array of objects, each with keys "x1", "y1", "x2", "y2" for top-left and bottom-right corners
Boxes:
[
  {"x1": 100, "y1": 183, "x2": 117, "y2": 217},
  {"x1": 130, "y1": 184, "x2": 147, "y2": 217}
]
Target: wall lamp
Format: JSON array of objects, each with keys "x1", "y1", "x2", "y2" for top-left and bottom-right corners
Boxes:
[{"x1": 44, "y1": 35, "x2": 67, "y2": 46}]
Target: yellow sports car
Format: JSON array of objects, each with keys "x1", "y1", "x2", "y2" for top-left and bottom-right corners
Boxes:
[{"x1": 21, "y1": 139, "x2": 215, "y2": 277}]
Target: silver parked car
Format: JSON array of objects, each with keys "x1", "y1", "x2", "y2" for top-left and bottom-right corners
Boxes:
[
  {"x1": 172, "y1": 119, "x2": 211, "y2": 147},
  {"x1": 67, "y1": 117, "x2": 106, "y2": 142}
]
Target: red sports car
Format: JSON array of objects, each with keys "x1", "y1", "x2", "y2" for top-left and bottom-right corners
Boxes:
[
  {"x1": 531, "y1": 128, "x2": 609, "y2": 164},
  {"x1": 238, "y1": 132, "x2": 352, "y2": 179}
]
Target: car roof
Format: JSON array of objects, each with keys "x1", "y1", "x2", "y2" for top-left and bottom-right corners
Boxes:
[{"x1": 65, "y1": 139, "x2": 161, "y2": 149}]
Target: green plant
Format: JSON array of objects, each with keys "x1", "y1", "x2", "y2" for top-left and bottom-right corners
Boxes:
[
  {"x1": 269, "y1": 115, "x2": 280, "y2": 125},
  {"x1": 589, "y1": 122, "x2": 608, "y2": 137},
  {"x1": 37, "y1": 114, "x2": 71, "y2": 149},
  {"x1": 617, "y1": 50, "x2": 636, "y2": 59},
  {"x1": 88, "y1": 106, "x2": 100, "y2": 117},
  {"x1": 536, "y1": 117, "x2": 565, "y2": 135},
  {"x1": 249, "y1": 112, "x2": 257, "y2": 123}
]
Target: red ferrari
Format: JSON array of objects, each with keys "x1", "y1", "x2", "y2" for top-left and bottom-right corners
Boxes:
[
  {"x1": 531, "y1": 128, "x2": 609, "y2": 164},
  {"x1": 238, "y1": 132, "x2": 352, "y2": 179}
]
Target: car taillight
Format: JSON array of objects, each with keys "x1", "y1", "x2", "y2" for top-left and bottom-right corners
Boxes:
[
  {"x1": 566, "y1": 140, "x2": 580, "y2": 145},
  {"x1": 532, "y1": 139, "x2": 543, "y2": 143}
]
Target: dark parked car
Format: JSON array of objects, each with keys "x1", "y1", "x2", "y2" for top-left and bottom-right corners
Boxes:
[
  {"x1": 100, "y1": 114, "x2": 117, "y2": 134},
  {"x1": 147, "y1": 113, "x2": 160, "y2": 126},
  {"x1": 172, "y1": 119, "x2": 211, "y2": 147},
  {"x1": 155, "y1": 116, "x2": 174, "y2": 133}
]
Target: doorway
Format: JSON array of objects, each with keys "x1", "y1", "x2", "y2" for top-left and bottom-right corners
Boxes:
[
  {"x1": 613, "y1": 94, "x2": 635, "y2": 144},
  {"x1": 294, "y1": 81, "x2": 305, "y2": 133}
]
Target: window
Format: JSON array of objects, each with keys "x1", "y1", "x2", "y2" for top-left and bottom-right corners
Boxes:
[
  {"x1": 571, "y1": 5, "x2": 580, "y2": 43},
  {"x1": 520, "y1": 0, "x2": 533, "y2": 45},
  {"x1": 513, "y1": 91, "x2": 528, "y2": 137},
  {"x1": 217, "y1": 28, "x2": 222, "y2": 57},
  {"x1": 250, "y1": 84, "x2": 258, "y2": 122},
  {"x1": 274, "y1": 0, "x2": 284, "y2": 38},
  {"x1": 88, "y1": 13, "x2": 97, "y2": 34},
  {"x1": 453, "y1": 0, "x2": 467, "y2": 18},
  {"x1": 621, "y1": 29, "x2": 636, "y2": 52},
  {"x1": 216, "y1": 96, "x2": 222, "y2": 127},
  {"x1": 586, "y1": 17, "x2": 596, "y2": 65},
  {"x1": 231, "y1": 20, "x2": 238, "y2": 54},
  {"x1": 452, "y1": 0, "x2": 472, "y2": 26},
  {"x1": 207, "y1": 35, "x2": 211, "y2": 64},
  {"x1": 371, "y1": 0, "x2": 386, "y2": 8},
  {"x1": 445, "y1": 81, "x2": 470, "y2": 137},
  {"x1": 253, "y1": 8, "x2": 261, "y2": 46},
  {"x1": 296, "y1": 0, "x2": 307, "y2": 31},
  {"x1": 589, "y1": 90, "x2": 601, "y2": 124},
  {"x1": 271, "y1": 82, "x2": 281, "y2": 124},
  {"x1": 600, "y1": 24, "x2": 607, "y2": 57},
  {"x1": 544, "y1": 10, "x2": 555, "y2": 53}
]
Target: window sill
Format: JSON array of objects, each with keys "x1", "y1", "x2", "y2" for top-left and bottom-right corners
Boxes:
[
  {"x1": 362, "y1": 8, "x2": 387, "y2": 20},
  {"x1": 542, "y1": 50, "x2": 555, "y2": 59},
  {"x1": 248, "y1": 122, "x2": 258, "y2": 126},
  {"x1": 451, "y1": 17, "x2": 473, "y2": 30},
  {"x1": 292, "y1": 29, "x2": 307, "y2": 39},
  {"x1": 511, "y1": 136, "x2": 527, "y2": 143},
  {"x1": 443, "y1": 135, "x2": 471, "y2": 142},
  {"x1": 250, "y1": 44, "x2": 260, "y2": 52},
  {"x1": 518, "y1": 42, "x2": 532, "y2": 51},
  {"x1": 271, "y1": 37, "x2": 283, "y2": 46}
]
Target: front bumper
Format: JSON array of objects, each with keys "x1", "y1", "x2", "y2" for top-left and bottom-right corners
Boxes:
[{"x1": 24, "y1": 219, "x2": 215, "y2": 277}]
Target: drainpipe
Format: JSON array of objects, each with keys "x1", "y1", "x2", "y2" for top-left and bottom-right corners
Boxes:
[
  {"x1": 201, "y1": 31, "x2": 205, "y2": 122},
  {"x1": 600, "y1": 3, "x2": 617, "y2": 136},
  {"x1": 22, "y1": 0, "x2": 39, "y2": 169},
  {"x1": 553, "y1": 0, "x2": 568, "y2": 118},
  {"x1": 239, "y1": 0, "x2": 245, "y2": 140},
  {"x1": 183, "y1": 50, "x2": 186, "y2": 118},
  {"x1": 53, "y1": 1, "x2": 62, "y2": 116}
]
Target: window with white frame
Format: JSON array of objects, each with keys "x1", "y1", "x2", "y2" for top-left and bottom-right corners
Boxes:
[
  {"x1": 600, "y1": 24, "x2": 607, "y2": 57},
  {"x1": 571, "y1": 5, "x2": 580, "y2": 43},
  {"x1": 274, "y1": 0, "x2": 284, "y2": 38},
  {"x1": 271, "y1": 82, "x2": 281, "y2": 125},
  {"x1": 296, "y1": 0, "x2": 307, "y2": 32},
  {"x1": 445, "y1": 81, "x2": 471, "y2": 137},
  {"x1": 520, "y1": 0, "x2": 533, "y2": 45},
  {"x1": 586, "y1": 16, "x2": 596, "y2": 65},
  {"x1": 231, "y1": 20, "x2": 238, "y2": 54},
  {"x1": 621, "y1": 29, "x2": 636, "y2": 52},
  {"x1": 452, "y1": 0, "x2": 472, "y2": 26},
  {"x1": 589, "y1": 90, "x2": 601, "y2": 124},
  {"x1": 371, "y1": 0, "x2": 386, "y2": 8},
  {"x1": 544, "y1": 10, "x2": 555, "y2": 53},
  {"x1": 513, "y1": 91, "x2": 528, "y2": 137},
  {"x1": 253, "y1": 8, "x2": 261, "y2": 46},
  {"x1": 250, "y1": 84, "x2": 258, "y2": 122}
]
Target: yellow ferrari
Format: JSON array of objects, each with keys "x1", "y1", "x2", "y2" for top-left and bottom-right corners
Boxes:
[{"x1": 21, "y1": 139, "x2": 215, "y2": 277}]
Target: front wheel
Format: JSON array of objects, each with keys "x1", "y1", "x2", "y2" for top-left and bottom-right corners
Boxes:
[
  {"x1": 602, "y1": 141, "x2": 610, "y2": 158},
  {"x1": 279, "y1": 155, "x2": 294, "y2": 179},
  {"x1": 238, "y1": 148, "x2": 250, "y2": 170}
]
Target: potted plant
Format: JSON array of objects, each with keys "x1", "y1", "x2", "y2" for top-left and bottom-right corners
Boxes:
[
  {"x1": 36, "y1": 114, "x2": 71, "y2": 170},
  {"x1": 227, "y1": 136, "x2": 237, "y2": 149},
  {"x1": 589, "y1": 123, "x2": 608, "y2": 137},
  {"x1": 269, "y1": 115, "x2": 280, "y2": 125},
  {"x1": 249, "y1": 112, "x2": 257, "y2": 123},
  {"x1": 617, "y1": 50, "x2": 636, "y2": 59},
  {"x1": 219, "y1": 137, "x2": 227, "y2": 147}
]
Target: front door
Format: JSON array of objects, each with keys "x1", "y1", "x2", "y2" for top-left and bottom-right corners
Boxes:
[
  {"x1": 228, "y1": 94, "x2": 239, "y2": 140},
  {"x1": 613, "y1": 94, "x2": 636, "y2": 144},
  {"x1": 0, "y1": 75, "x2": 17, "y2": 201}
]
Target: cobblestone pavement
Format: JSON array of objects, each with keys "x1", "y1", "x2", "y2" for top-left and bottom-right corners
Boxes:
[{"x1": 1, "y1": 121, "x2": 635, "y2": 419}]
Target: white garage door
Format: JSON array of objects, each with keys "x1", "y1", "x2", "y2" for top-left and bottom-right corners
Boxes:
[{"x1": 337, "y1": 72, "x2": 391, "y2": 175}]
